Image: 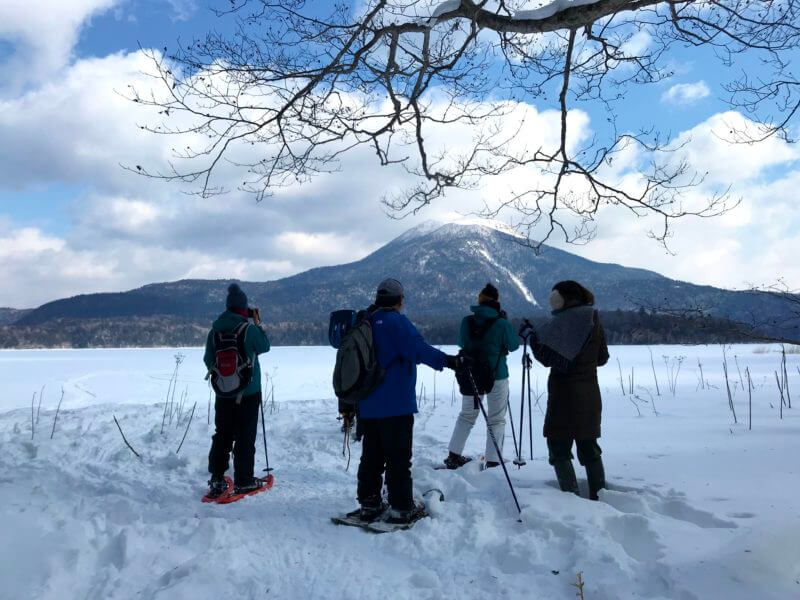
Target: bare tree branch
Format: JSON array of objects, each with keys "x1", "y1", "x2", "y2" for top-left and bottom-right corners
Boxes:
[{"x1": 127, "y1": 0, "x2": 800, "y2": 245}]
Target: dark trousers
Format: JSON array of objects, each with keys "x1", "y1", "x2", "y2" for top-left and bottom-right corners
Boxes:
[
  {"x1": 208, "y1": 392, "x2": 261, "y2": 485},
  {"x1": 547, "y1": 438, "x2": 602, "y2": 466},
  {"x1": 357, "y1": 415, "x2": 414, "y2": 511}
]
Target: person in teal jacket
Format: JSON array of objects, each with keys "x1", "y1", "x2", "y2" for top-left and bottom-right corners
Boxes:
[
  {"x1": 445, "y1": 283, "x2": 519, "y2": 469},
  {"x1": 204, "y1": 283, "x2": 270, "y2": 497}
]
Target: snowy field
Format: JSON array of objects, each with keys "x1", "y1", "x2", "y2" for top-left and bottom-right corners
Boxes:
[{"x1": 0, "y1": 344, "x2": 798, "y2": 600}]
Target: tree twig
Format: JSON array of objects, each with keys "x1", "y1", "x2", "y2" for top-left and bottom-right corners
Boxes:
[
  {"x1": 50, "y1": 387, "x2": 65, "y2": 440},
  {"x1": 175, "y1": 402, "x2": 197, "y2": 455},
  {"x1": 113, "y1": 414, "x2": 141, "y2": 459}
]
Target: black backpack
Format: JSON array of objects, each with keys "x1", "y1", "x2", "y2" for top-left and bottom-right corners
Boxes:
[
  {"x1": 209, "y1": 322, "x2": 253, "y2": 399},
  {"x1": 456, "y1": 315, "x2": 504, "y2": 396},
  {"x1": 332, "y1": 309, "x2": 385, "y2": 410}
]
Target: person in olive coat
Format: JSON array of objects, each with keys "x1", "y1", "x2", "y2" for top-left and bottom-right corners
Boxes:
[{"x1": 526, "y1": 280, "x2": 609, "y2": 500}]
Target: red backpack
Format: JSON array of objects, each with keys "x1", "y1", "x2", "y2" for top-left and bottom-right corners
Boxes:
[{"x1": 210, "y1": 322, "x2": 253, "y2": 399}]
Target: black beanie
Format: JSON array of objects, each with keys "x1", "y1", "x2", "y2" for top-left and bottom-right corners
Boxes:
[
  {"x1": 226, "y1": 283, "x2": 248, "y2": 310},
  {"x1": 479, "y1": 282, "x2": 499, "y2": 302},
  {"x1": 552, "y1": 280, "x2": 594, "y2": 306}
]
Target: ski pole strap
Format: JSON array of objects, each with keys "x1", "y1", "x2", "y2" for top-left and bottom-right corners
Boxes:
[
  {"x1": 343, "y1": 424, "x2": 352, "y2": 471},
  {"x1": 422, "y1": 488, "x2": 445, "y2": 502}
]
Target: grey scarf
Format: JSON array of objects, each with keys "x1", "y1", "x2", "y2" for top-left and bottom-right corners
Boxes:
[{"x1": 535, "y1": 305, "x2": 596, "y2": 361}]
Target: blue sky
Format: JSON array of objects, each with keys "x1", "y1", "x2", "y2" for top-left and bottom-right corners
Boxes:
[{"x1": 0, "y1": 0, "x2": 798, "y2": 308}]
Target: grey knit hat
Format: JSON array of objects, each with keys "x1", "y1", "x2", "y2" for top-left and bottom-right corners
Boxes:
[
  {"x1": 226, "y1": 283, "x2": 248, "y2": 310},
  {"x1": 376, "y1": 278, "x2": 404, "y2": 298}
]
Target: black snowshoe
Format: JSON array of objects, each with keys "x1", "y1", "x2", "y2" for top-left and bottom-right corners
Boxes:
[
  {"x1": 384, "y1": 501, "x2": 427, "y2": 526},
  {"x1": 206, "y1": 475, "x2": 229, "y2": 499},
  {"x1": 234, "y1": 478, "x2": 265, "y2": 495},
  {"x1": 443, "y1": 452, "x2": 473, "y2": 470}
]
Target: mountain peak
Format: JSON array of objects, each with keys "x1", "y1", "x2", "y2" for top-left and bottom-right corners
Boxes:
[
  {"x1": 392, "y1": 218, "x2": 525, "y2": 245},
  {"x1": 390, "y1": 220, "x2": 446, "y2": 244}
]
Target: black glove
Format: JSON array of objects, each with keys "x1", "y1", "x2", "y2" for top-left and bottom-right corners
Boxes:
[
  {"x1": 445, "y1": 355, "x2": 460, "y2": 371},
  {"x1": 518, "y1": 319, "x2": 535, "y2": 340},
  {"x1": 340, "y1": 411, "x2": 355, "y2": 429}
]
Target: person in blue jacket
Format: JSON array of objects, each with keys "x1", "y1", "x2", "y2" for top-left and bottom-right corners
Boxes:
[
  {"x1": 345, "y1": 278, "x2": 458, "y2": 524},
  {"x1": 203, "y1": 283, "x2": 270, "y2": 497}
]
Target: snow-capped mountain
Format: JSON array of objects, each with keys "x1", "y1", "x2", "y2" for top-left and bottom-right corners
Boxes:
[{"x1": 7, "y1": 221, "x2": 797, "y2": 344}]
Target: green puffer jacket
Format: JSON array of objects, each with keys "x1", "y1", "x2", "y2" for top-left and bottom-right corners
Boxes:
[
  {"x1": 458, "y1": 305, "x2": 520, "y2": 381},
  {"x1": 203, "y1": 311, "x2": 270, "y2": 397}
]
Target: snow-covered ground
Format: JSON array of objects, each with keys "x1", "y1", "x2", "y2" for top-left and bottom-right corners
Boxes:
[{"x1": 1, "y1": 344, "x2": 798, "y2": 599}]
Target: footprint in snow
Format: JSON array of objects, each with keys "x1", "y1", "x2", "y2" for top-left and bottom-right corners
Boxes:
[
  {"x1": 604, "y1": 513, "x2": 664, "y2": 563},
  {"x1": 601, "y1": 487, "x2": 738, "y2": 529}
]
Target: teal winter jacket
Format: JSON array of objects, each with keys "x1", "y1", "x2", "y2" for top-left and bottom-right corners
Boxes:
[
  {"x1": 458, "y1": 305, "x2": 519, "y2": 381},
  {"x1": 204, "y1": 311, "x2": 270, "y2": 397}
]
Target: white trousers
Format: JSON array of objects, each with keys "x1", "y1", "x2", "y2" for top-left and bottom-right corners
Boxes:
[{"x1": 448, "y1": 378, "x2": 509, "y2": 463}]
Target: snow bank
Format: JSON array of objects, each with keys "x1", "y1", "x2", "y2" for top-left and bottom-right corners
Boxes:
[
  {"x1": 516, "y1": 0, "x2": 603, "y2": 21},
  {"x1": 1, "y1": 345, "x2": 799, "y2": 599}
]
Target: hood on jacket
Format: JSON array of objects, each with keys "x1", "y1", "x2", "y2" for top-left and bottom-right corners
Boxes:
[
  {"x1": 470, "y1": 304, "x2": 500, "y2": 324},
  {"x1": 211, "y1": 310, "x2": 247, "y2": 332}
]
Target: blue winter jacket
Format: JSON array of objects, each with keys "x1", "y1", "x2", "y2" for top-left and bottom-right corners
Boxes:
[{"x1": 358, "y1": 309, "x2": 448, "y2": 419}]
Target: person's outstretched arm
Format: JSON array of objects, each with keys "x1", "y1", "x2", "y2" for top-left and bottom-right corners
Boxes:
[
  {"x1": 247, "y1": 322, "x2": 271, "y2": 356},
  {"x1": 203, "y1": 330, "x2": 215, "y2": 371},
  {"x1": 596, "y1": 314, "x2": 609, "y2": 367},
  {"x1": 398, "y1": 315, "x2": 447, "y2": 371},
  {"x1": 504, "y1": 320, "x2": 520, "y2": 354}
]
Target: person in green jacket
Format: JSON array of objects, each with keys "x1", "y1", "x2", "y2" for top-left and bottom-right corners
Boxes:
[
  {"x1": 444, "y1": 283, "x2": 520, "y2": 469},
  {"x1": 204, "y1": 283, "x2": 270, "y2": 497}
]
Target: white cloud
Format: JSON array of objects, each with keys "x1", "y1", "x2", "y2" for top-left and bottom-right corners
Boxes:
[
  {"x1": 662, "y1": 81, "x2": 711, "y2": 105},
  {"x1": 164, "y1": 0, "x2": 197, "y2": 21},
  {"x1": 671, "y1": 111, "x2": 799, "y2": 186},
  {"x1": 0, "y1": 43, "x2": 798, "y2": 307},
  {"x1": 0, "y1": 0, "x2": 118, "y2": 94},
  {"x1": 274, "y1": 232, "x2": 376, "y2": 262},
  {"x1": 620, "y1": 30, "x2": 652, "y2": 56},
  {"x1": 0, "y1": 227, "x2": 65, "y2": 257},
  {"x1": 0, "y1": 51, "x2": 170, "y2": 189}
]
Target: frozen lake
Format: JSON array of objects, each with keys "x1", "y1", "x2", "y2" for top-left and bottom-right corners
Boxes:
[{"x1": 0, "y1": 344, "x2": 798, "y2": 599}]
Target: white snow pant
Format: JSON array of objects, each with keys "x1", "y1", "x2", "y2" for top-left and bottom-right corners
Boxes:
[{"x1": 448, "y1": 378, "x2": 509, "y2": 463}]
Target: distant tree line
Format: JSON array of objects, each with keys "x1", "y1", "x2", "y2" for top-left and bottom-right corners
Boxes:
[{"x1": 0, "y1": 309, "x2": 761, "y2": 349}]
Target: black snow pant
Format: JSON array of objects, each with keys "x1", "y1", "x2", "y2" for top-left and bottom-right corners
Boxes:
[
  {"x1": 548, "y1": 438, "x2": 605, "y2": 500},
  {"x1": 357, "y1": 414, "x2": 414, "y2": 511},
  {"x1": 208, "y1": 392, "x2": 261, "y2": 486},
  {"x1": 546, "y1": 438, "x2": 603, "y2": 466}
]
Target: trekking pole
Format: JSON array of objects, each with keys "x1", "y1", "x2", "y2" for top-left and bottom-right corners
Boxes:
[
  {"x1": 515, "y1": 337, "x2": 530, "y2": 467},
  {"x1": 506, "y1": 385, "x2": 521, "y2": 468},
  {"x1": 462, "y1": 362, "x2": 523, "y2": 520},
  {"x1": 259, "y1": 398, "x2": 273, "y2": 473},
  {"x1": 526, "y1": 338, "x2": 534, "y2": 460}
]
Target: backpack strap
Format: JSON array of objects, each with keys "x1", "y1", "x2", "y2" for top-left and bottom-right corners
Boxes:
[
  {"x1": 467, "y1": 315, "x2": 500, "y2": 344},
  {"x1": 467, "y1": 315, "x2": 505, "y2": 378},
  {"x1": 234, "y1": 320, "x2": 249, "y2": 364}
]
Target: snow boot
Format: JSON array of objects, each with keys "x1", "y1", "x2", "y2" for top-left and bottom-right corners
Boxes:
[
  {"x1": 354, "y1": 495, "x2": 387, "y2": 522},
  {"x1": 234, "y1": 478, "x2": 265, "y2": 495},
  {"x1": 443, "y1": 452, "x2": 472, "y2": 470},
  {"x1": 552, "y1": 460, "x2": 580, "y2": 495},
  {"x1": 484, "y1": 461, "x2": 500, "y2": 469},
  {"x1": 385, "y1": 501, "x2": 426, "y2": 525},
  {"x1": 585, "y1": 458, "x2": 606, "y2": 501},
  {"x1": 206, "y1": 475, "x2": 228, "y2": 499}
]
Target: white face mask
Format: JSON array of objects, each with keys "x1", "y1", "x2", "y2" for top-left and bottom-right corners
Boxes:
[{"x1": 549, "y1": 290, "x2": 565, "y2": 311}]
